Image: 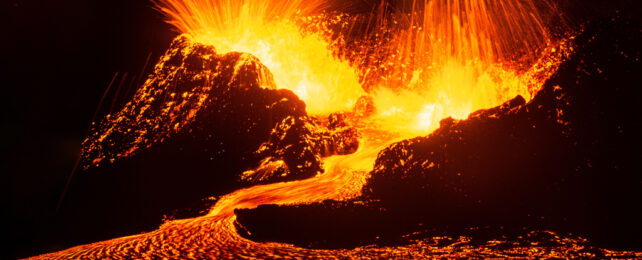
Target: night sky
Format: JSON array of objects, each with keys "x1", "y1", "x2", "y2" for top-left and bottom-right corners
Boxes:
[
  {"x1": 5, "y1": 1, "x2": 175, "y2": 258},
  {"x1": 4, "y1": 0, "x2": 641, "y2": 259}
]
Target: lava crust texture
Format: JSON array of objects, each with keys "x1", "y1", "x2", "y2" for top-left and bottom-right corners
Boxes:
[{"x1": 236, "y1": 16, "x2": 642, "y2": 251}]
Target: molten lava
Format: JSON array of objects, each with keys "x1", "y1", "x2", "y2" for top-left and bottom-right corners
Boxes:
[
  {"x1": 153, "y1": 0, "x2": 365, "y2": 115},
  {"x1": 34, "y1": 0, "x2": 642, "y2": 259},
  {"x1": 150, "y1": 0, "x2": 571, "y2": 193},
  {"x1": 366, "y1": 0, "x2": 563, "y2": 136}
]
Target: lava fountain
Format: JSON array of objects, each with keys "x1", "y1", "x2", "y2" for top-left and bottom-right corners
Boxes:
[
  {"x1": 153, "y1": 0, "x2": 365, "y2": 115},
  {"x1": 192, "y1": 0, "x2": 571, "y2": 221},
  {"x1": 368, "y1": 0, "x2": 565, "y2": 135},
  {"x1": 39, "y1": 0, "x2": 637, "y2": 258}
]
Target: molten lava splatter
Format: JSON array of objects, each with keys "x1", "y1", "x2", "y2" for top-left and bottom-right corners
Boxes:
[
  {"x1": 153, "y1": 0, "x2": 365, "y2": 115},
  {"x1": 32, "y1": 0, "x2": 642, "y2": 259},
  {"x1": 365, "y1": 0, "x2": 564, "y2": 136}
]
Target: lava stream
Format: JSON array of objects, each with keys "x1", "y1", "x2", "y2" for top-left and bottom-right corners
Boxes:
[
  {"x1": 208, "y1": 137, "x2": 397, "y2": 218},
  {"x1": 33, "y1": 0, "x2": 586, "y2": 258}
]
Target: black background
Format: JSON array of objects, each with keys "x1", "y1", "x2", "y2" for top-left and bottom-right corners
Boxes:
[
  {"x1": 3, "y1": 0, "x2": 641, "y2": 259},
  {"x1": 4, "y1": 1, "x2": 175, "y2": 258}
]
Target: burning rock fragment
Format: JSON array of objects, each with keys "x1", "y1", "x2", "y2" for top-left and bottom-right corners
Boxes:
[
  {"x1": 242, "y1": 114, "x2": 359, "y2": 183},
  {"x1": 352, "y1": 96, "x2": 376, "y2": 118}
]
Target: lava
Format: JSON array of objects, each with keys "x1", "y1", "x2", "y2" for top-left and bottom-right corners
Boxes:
[
  {"x1": 367, "y1": 0, "x2": 565, "y2": 136},
  {"x1": 153, "y1": 0, "x2": 365, "y2": 114},
  {"x1": 30, "y1": 0, "x2": 642, "y2": 259}
]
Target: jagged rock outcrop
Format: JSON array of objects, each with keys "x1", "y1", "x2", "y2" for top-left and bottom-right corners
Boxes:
[
  {"x1": 60, "y1": 34, "x2": 360, "y2": 249},
  {"x1": 235, "y1": 17, "x2": 642, "y2": 250},
  {"x1": 81, "y1": 35, "x2": 305, "y2": 173},
  {"x1": 363, "y1": 19, "x2": 642, "y2": 249},
  {"x1": 242, "y1": 114, "x2": 359, "y2": 183},
  {"x1": 81, "y1": 34, "x2": 359, "y2": 185}
]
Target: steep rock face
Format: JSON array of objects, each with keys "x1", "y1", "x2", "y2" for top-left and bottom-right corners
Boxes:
[
  {"x1": 81, "y1": 35, "x2": 360, "y2": 185},
  {"x1": 235, "y1": 17, "x2": 642, "y2": 250},
  {"x1": 60, "y1": 35, "x2": 359, "y2": 249},
  {"x1": 81, "y1": 35, "x2": 305, "y2": 174},
  {"x1": 364, "y1": 17, "x2": 642, "y2": 248}
]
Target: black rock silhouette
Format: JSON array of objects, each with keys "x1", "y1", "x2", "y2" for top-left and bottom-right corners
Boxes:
[
  {"x1": 235, "y1": 17, "x2": 642, "y2": 251},
  {"x1": 60, "y1": 35, "x2": 358, "y2": 249}
]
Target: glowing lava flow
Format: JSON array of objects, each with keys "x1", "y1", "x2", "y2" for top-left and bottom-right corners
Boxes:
[
  {"x1": 209, "y1": 140, "x2": 391, "y2": 218},
  {"x1": 155, "y1": 0, "x2": 570, "y2": 224},
  {"x1": 34, "y1": 0, "x2": 591, "y2": 259}
]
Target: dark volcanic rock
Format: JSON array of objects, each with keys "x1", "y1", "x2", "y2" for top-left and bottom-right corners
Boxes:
[
  {"x1": 365, "y1": 17, "x2": 642, "y2": 249},
  {"x1": 236, "y1": 200, "x2": 390, "y2": 249},
  {"x1": 242, "y1": 114, "x2": 359, "y2": 183},
  {"x1": 60, "y1": 35, "x2": 358, "y2": 249},
  {"x1": 81, "y1": 35, "x2": 307, "y2": 176},
  {"x1": 235, "y1": 17, "x2": 642, "y2": 250}
]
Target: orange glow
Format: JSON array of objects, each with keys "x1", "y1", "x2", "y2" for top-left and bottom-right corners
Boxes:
[
  {"x1": 368, "y1": 0, "x2": 564, "y2": 136},
  {"x1": 150, "y1": 0, "x2": 571, "y2": 236},
  {"x1": 37, "y1": 0, "x2": 583, "y2": 258},
  {"x1": 153, "y1": 0, "x2": 365, "y2": 115},
  {"x1": 152, "y1": 0, "x2": 569, "y2": 143},
  {"x1": 154, "y1": 0, "x2": 571, "y2": 239}
]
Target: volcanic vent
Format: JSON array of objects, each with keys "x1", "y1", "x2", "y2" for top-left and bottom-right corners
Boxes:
[{"x1": 38, "y1": 0, "x2": 641, "y2": 259}]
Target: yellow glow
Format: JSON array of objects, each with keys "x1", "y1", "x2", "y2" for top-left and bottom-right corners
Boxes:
[
  {"x1": 43, "y1": 1, "x2": 578, "y2": 258},
  {"x1": 151, "y1": 0, "x2": 570, "y2": 207},
  {"x1": 154, "y1": 0, "x2": 365, "y2": 115},
  {"x1": 368, "y1": 0, "x2": 562, "y2": 137}
]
